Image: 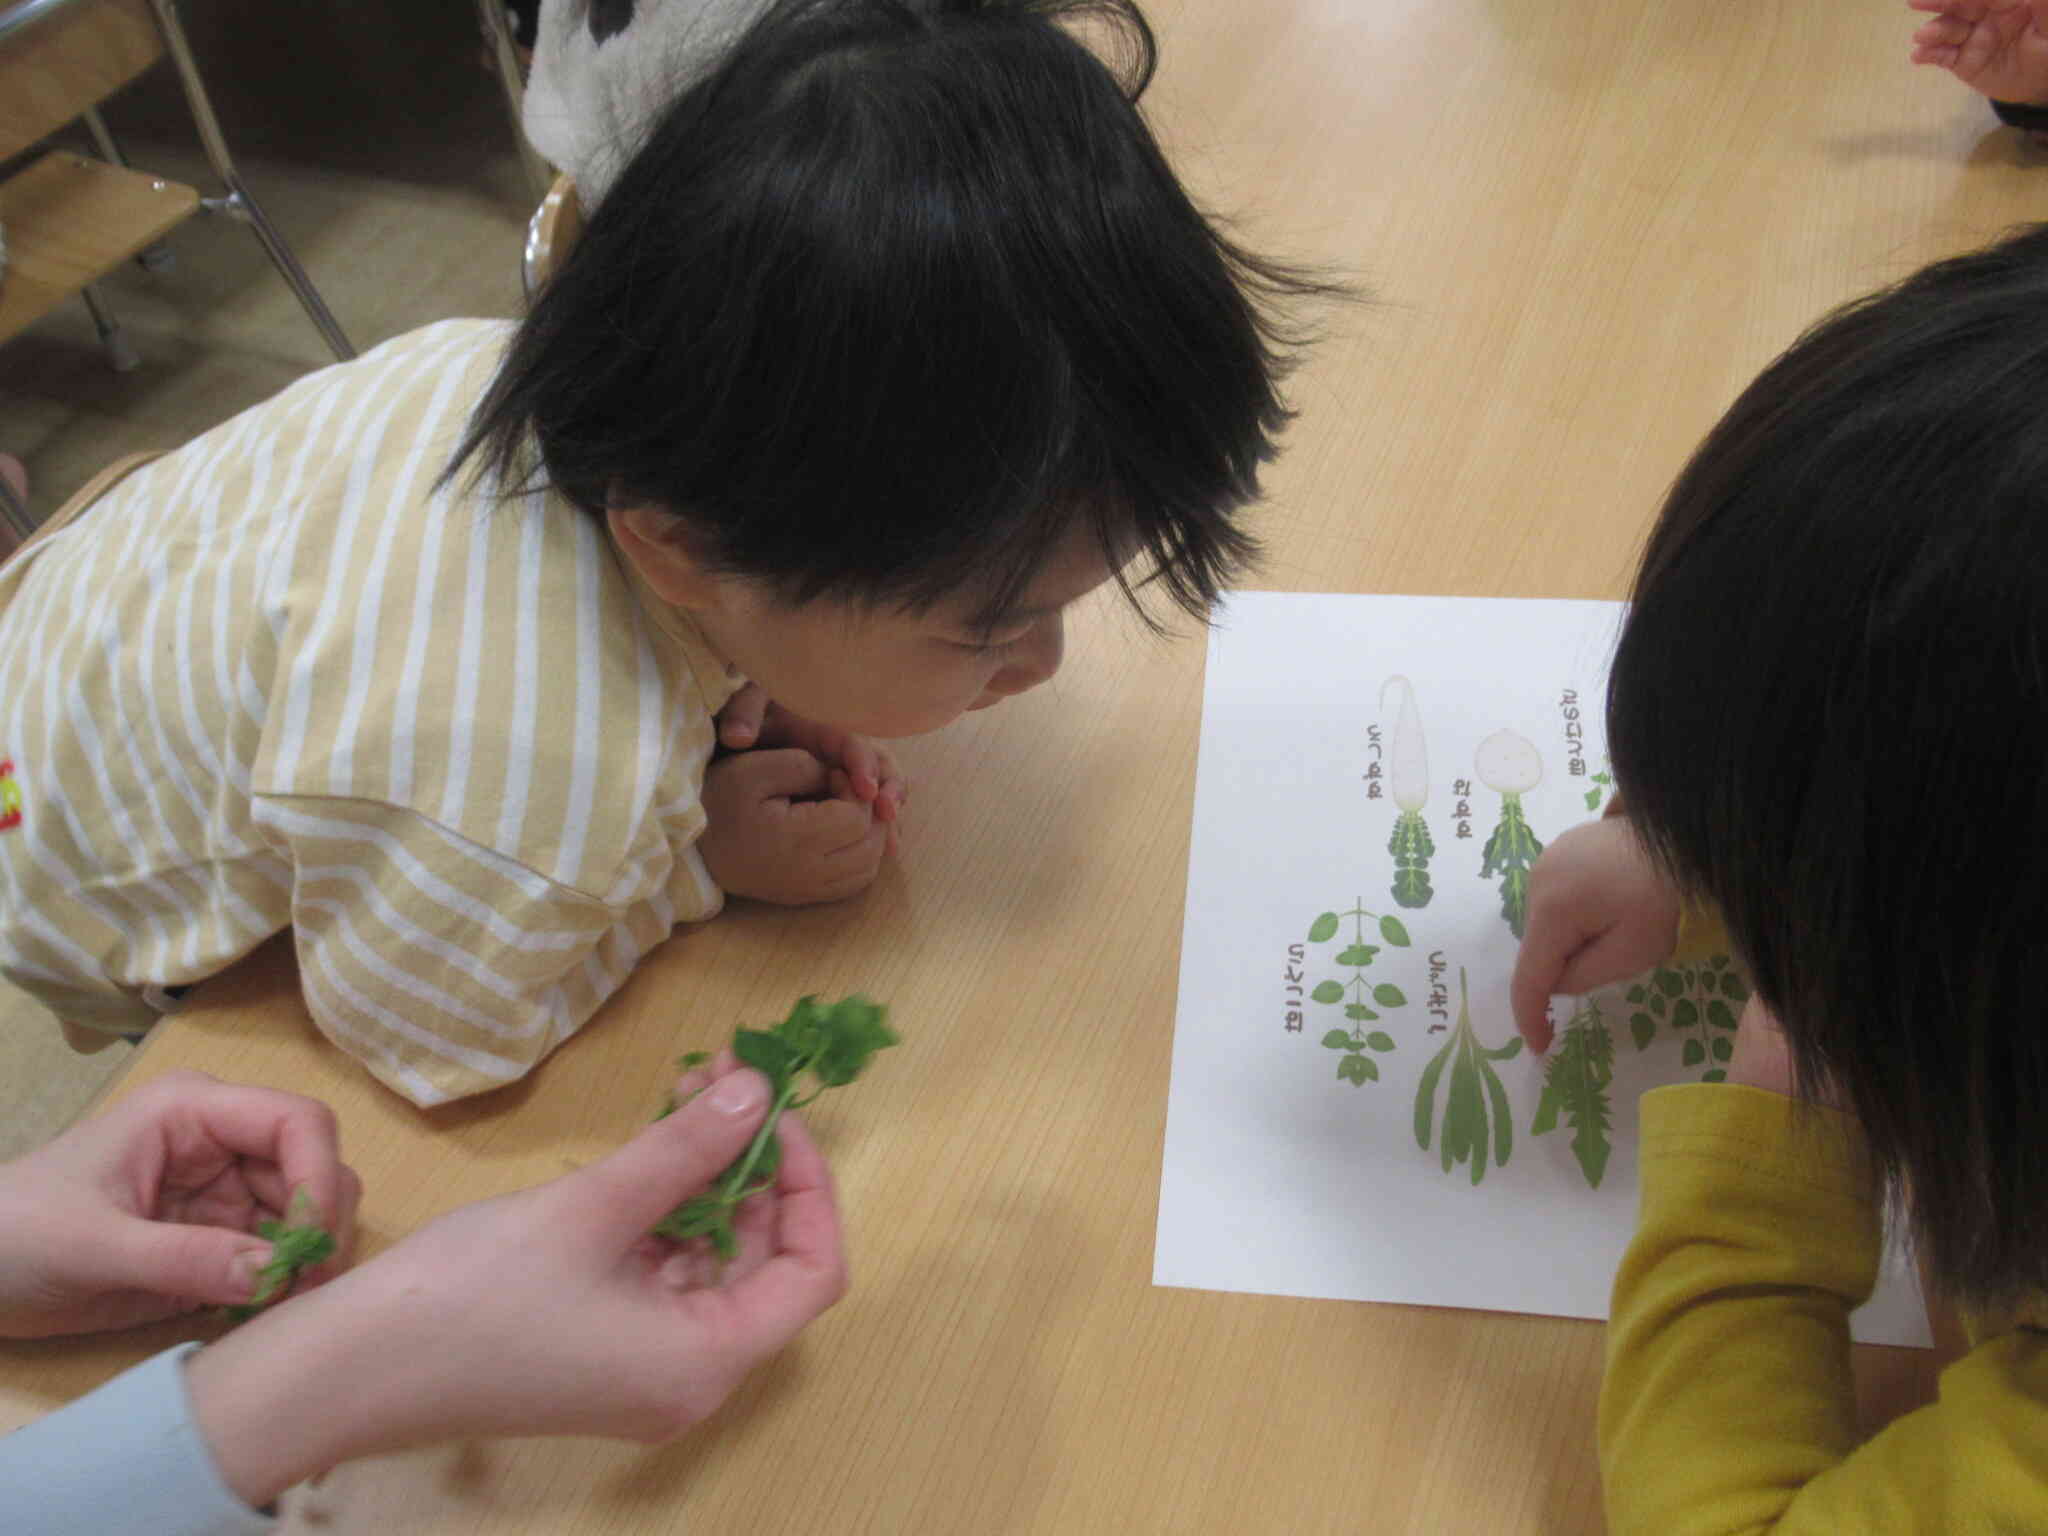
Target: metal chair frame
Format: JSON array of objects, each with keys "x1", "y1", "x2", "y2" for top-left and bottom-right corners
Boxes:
[{"x1": 0, "y1": 0, "x2": 355, "y2": 362}]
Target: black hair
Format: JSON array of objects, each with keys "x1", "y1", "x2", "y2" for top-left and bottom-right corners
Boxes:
[
  {"x1": 446, "y1": 0, "x2": 1341, "y2": 628},
  {"x1": 1607, "y1": 222, "x2": 2048, "y2": 1310}
]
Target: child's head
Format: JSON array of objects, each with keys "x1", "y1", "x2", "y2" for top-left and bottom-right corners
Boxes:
[
  {"x1": 452, "y1": 0, "x2": 1331, "y2": 736},
  {"x1": 1608, "y1": 222, "x2": 2048, "y2": 1310}
]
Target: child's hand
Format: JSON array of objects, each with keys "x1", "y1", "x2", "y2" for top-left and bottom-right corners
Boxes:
[
  {"x1": 183, "y1": 1062, "x2": 847, "y2": 1509},
  {"x1": 0, "y1": 1071, "x2": 362, "y2": 1338},
  {"x1": 1910, "y1": 0, "x2": 2048, "y2": 104},
  {"x1": 1509, "y1": 817, "x2": 1683, "y2": 1053},
  {"x1": 717, "y1": 684, "x2": 908, "y2": 825},
  {"x1": 699, "y1": 749, "x2": 891, "y2": 905}
]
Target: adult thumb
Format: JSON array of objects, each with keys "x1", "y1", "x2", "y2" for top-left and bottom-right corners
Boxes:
[
  {"x1": 569, "y1": 1069, "x2": 775, "y2": 1239},
  {"x1": 98, "y1": 1217, "x2": 273, "y2": 1309}
]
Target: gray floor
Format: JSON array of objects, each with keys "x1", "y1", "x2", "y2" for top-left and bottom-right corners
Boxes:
[{"x1": 2, "y1": 0, "x2": 537, "y2": 1158}]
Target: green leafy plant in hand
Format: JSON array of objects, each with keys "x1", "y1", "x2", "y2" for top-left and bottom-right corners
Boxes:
[
  {"x1": 224, "y1": 1189, "x2": 335, "y2": 1324},
  {"x1": 1475, "y1": 729, "x2": 1545, "y2": 939},
  {"x1": 1625, "y1": 955, "x2": 1746, "y2": 1083},
  {"x1": 1413, "y1": 967, "x2": 1523, "y2": 1185},
  {"x1": 1381, "y1": 676, "x2": 1435, "y2": 909},
  {"x1": 654, "y1": 995, "x2": 896, "y2": 1258},
  {"x1": 1530, "y1": 997, "x2": 1614, "y2": 1187},
  {"x1": 1306, "y1": 902, "x2": 1412, "y2": 1085}
]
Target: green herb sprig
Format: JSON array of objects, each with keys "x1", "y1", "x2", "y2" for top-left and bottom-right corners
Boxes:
[
  {"x1": 224, "y1": 1189, "x2": 336, "y2": 1323},
  {"x1": 653, "y1": 995, "x2": 896, "y2": 1257}
]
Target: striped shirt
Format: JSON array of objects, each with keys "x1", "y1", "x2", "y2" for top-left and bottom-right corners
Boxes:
[{"x1": 0, "y1": 320, "x2": 741, "y2": 1106}]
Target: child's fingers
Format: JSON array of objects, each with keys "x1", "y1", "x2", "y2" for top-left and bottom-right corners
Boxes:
[
  {"x1": 734, "y1": 747, "x2": 832, "y2": 803},
  {"x1": 717, "y1": 683, "x2": 770, "y2": 749},
  {"x1": 792, "y1": 794, "x2": 875, "y2": 853}
]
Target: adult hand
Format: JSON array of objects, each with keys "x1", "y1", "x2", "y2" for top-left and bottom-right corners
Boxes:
[
  {"x1": 0, "y1": 1071, "x2": 360, "y2": 1338},
  {"x1": 186, "y1": 1061, "x2": 847, "y2": 1509},
  {"x1": 1910, "y1": 0, "x2": 2048, "y2": 104},
  {"x1": 717, "y1": 684, "x2": 908, "y2": 828},
  {"x1": 699, "y1": 748, "x2": 892, "y2": 904},
  {"x1": 1509, "y1": 816, "x2": 1682, "y2": 1053}
]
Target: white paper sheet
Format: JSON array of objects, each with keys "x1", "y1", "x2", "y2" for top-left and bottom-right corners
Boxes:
[{"x1": 1156, "y1": 592, "x2": 1929, "y2": 1349}]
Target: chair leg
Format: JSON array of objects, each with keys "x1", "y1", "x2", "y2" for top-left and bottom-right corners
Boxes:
[
  {"x1": 142, "y1": 0, "x2": 356, "y2": 362},
  {"x1": 80, "y1": 284, "x2": 141, "y2": 373},
  {"x1": 0, "y1": 463, "x2": 35, "y2": 545},
  {"x1": 475, "y1": 0, "x2": 554, "y2": 204}
]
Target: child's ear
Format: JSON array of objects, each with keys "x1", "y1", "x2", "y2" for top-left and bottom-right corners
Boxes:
[{"x1": 607, "y1": 504, "x2": 725, "y2": 611}]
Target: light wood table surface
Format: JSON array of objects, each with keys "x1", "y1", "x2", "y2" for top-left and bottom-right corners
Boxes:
[{"x1": 4, "y1": 2, "x2": 2039, "y2": 1531}]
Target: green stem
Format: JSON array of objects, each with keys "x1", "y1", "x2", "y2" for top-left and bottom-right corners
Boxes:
[{"x1": 719, "y1": 1077, "x2": 802, "y2": 1202}]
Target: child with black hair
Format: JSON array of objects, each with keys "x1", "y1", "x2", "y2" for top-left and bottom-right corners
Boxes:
[
  {"x1": 1509, "y1": 223, "x2": 2048, "y2": 1531},
  {"x1": 0, "y1": 0, "x2": 1323, "y2": 1106}
]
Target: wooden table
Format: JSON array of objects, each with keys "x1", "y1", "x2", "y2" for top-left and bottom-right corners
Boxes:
[{"x1": 3, "y1": 2, "x2": 2034, "y2": 1530}]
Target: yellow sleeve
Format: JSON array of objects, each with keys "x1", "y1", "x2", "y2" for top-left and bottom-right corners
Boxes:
[
  {"x1": 1670, "y1": 902, "x2": 1732, "y2": 967},
  {"x1": 1602, "y1": 1085, "x2": 2048, "y2": 1533}
]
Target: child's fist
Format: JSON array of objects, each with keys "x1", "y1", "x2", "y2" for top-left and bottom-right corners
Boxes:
[
  {"x1": 698, "y1": 749, "x2": 890, "y2": 906},
  {"x1": 1910, "y1": 0, "x2": 2048, "y2": 105},
  {"x1": 1509, "y1": 815, "x2": 1682, "y2": 1053}
]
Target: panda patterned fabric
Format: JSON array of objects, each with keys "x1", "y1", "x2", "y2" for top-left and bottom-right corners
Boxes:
[{"x1": 524, "y1": 0, "x2": 778, "y2": 205}]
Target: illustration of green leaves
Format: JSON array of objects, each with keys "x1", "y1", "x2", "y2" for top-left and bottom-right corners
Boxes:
[
  {"x1": 1338, "y1": 1054, "x2": 1378, "y2": 1085},
  {"x1": 1388, "y1": 811, "x2": 1436, "y2": 910},
  {"x1": 1682, "y1": 1038, "x2": 1705, "y2": 1068},
  {"x1": 1372, "y1": 983, "x2": 1406, "y2": 1008},
  {"x1": 1707, "y1": 1000, "x2": 1737, "y2": 1031},
  {"x1": 1530, "y1": 1000, "x2": 1614, "y2": 1188},
  {"x1": 1413, "y1": 967, "x2": 1519, "y2": 1186},
  {"x1": 1477, "y1": 787, "x2": 1544, "y2": 939},
  {"x1": 1379, "y1": 915, "x2": 1411, "y2": 946},
  {"x1": 1309, "y1": 913, "x2": 1339, "y2": 943},
  {"x1": 1365, "y1": 1031, "x2": 1396, "y2": 1052},
  {"x1": 1344, "y1": 1003, "x2": 1377, "y2": 1021},
  {"x1": 1711, "y1": 1036, "x2": 1733, "y2": 1063},
  {"x1": 1629, "y1": 1011, "x2": 1656, "y2": 1050},
  {"x1": 1322, "y1": 1030, "x2": 1354, "y2": 1050},
  {"x1": 1311, "y1": 980, "x2": 1344, "y2": 1004},
  {"x1": 1336, "y1": 944, "x2": 1379, "y2": 967},
  {"x1": 1583, "y1": 767, "x2": 1614, "y2": 813}
]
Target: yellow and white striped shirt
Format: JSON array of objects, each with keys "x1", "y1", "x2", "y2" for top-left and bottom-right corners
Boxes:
[{"x1": 0, "y1": 320, "x2": 740, "y2": 1105}]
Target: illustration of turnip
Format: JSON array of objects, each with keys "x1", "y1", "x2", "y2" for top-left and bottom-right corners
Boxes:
[
  {"x1": 1380, "y1": 676, "x2": 1434, "y2": 909},
  {"x1": 1475, "y1": 729, "x2": 1544, "y2": 939}
]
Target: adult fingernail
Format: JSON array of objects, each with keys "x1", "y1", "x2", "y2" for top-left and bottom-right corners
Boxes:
[
  {"x1": 233, "y1": 1248, "x2": 267, "y2": 1296},
  {"x1": 707, "y1": 1070, "x2": 768, "y2": 1116}
]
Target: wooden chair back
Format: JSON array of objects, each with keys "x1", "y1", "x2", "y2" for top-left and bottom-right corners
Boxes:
[{"x1": 0, "y1": 0, "x2": 162, "y2": 161}]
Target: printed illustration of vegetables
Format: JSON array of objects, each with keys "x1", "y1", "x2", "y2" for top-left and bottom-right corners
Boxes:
[
  {"x1": 1583, "y1": 759, "x2": 1614, "y2": 813},
  {"x1": 1307, "y1": 902, "x2": 1413, "y2": 1084},
  {"x1": 1475, "y1": 729, "x2": 1545, "y2": 939},
  {"x1": 656, "y1": 995, "x2": 897, "y2": 1257},
  {"x1": 1413, "y1": 967, "x2": 1523, "y2": 1185},
  {"x1": 1530, "y1": 997, "x2": 1614, "y2": 1188},
  {"x1": 1626, "y1": 956, "x2": 1746, "y2": 1083},
  {"x1": 1380, "y1": 675, "x2": 1435, "y2": 909}
]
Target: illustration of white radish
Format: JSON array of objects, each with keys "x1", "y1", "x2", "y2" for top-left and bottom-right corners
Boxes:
[
  {"x1": 1475, "y1": 729, "x2": 1544, "y2": 939},
  {"x1": 1380, "y1": 676, "x2": 1434, "y2": 908}
]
